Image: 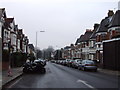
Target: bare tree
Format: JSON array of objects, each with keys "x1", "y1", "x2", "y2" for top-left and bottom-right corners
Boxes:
[{"x1": 42, "y1": 46, "x2": 54, "y2": 60}]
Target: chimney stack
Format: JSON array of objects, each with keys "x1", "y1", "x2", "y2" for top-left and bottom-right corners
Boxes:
[
  {"x1": 118, "y1": 1, "x2": 120, "y2": 10},
  {"x1": 108, "y1": 10, "x2": 114, "y2": 17}
]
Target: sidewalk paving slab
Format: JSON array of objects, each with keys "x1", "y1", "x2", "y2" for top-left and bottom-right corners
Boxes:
[
  {"x1": 1, "y1": 67, "x2": 23, "y2": 89},
  {"x1": 98, "y1": 68, "x2": 120, "y2": 76}
]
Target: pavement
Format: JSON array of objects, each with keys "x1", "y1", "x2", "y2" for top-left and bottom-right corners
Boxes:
[
  {"x1": 0, "y1": 65, "x2": 119, "y2": 89},
  {"x1": 98, "y1": 68, "x2": 120, "y2": 76},
  {"x1": 0, "y1": 67, "x2": 23, "y2": 90}
]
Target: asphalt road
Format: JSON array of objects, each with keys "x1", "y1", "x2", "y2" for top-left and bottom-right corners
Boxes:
[{"x1": 7, "y1": 62, "x2": 119, "y2": 89}]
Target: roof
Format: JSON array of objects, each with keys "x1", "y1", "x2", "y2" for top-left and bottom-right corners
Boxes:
[
  {"x1": 75, "y1": 35, "x2": 84, "y2": 45},
  {"x1": 5, "y1": 18, "x2": 14, "y2": 23},
  {"x1": 90, "y1": 24, "x2": 99, "y2": 39},
  {"x1": 75, "y1": 38, "x2": 79, "y2": 45},
  {"x1": 108, "y1": 10, "x2": 120, "y2": 28},
  {"x1": 81, "y1": 30, "x2": 93, "y2": 42},
  {"x1": 18, "y1": 29, "x2": 23, "y2": 34},
  {"x1": 64, "y1": 46, "x2": 71, "y2": 49},
  {"x1": 75, "y1": 30, "x2": 93, "y2": 44},
  {"x1": 0, "y1": 8, "x2": 6, "y2": 18},
  {"x1": 96, "y1": 17, "x2": 111, "y2": 33},
  {"x1": 78, "y1": 35, "x2": 85, "y2": 42},
  {"x1": 14, "y1": 25, "x2": 18, "y2": 31},
  {"x1": 4, "y1": 18, "x2": 14, "y2": 30},
  {"x1": 28, "y1": 44, "x2": 35, "y2": 51}
]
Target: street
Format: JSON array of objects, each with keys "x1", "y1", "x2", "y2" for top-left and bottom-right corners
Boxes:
[{"x1": 7, "y1": 62, "x2": 118, "y2": 89}]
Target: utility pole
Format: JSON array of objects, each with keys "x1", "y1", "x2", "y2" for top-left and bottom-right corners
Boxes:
[{"x1": 35, "y1": 31, "x2": 45, "y2": 59}]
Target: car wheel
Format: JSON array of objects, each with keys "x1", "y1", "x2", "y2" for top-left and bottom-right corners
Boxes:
[
  {"x1": 41, "y1": 68, "x2": 46, "y2": 74},
  {"x1": 93, "y1": 69, "x2": 97, "y2": 72},
  {"x1": 23, "y1": 68, "x2": 28, "y2": 73},
  {"x1": 82, "y1": 67, "x2": 86, "y2": 71}
]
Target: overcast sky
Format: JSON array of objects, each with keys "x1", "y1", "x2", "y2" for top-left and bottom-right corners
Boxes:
[{"x1": 0, "y1": 0, "x2": 119, "y2": 50}]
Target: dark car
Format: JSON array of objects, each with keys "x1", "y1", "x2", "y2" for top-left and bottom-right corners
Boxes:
[
  {"x1": 78, "y1": 60, "x2": 97, "y2": 72},
  {"x1": 23, "y1": 59, "x2": 46, "y2": 73}
]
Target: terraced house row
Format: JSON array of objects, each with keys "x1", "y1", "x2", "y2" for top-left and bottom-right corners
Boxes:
[
  {"x1": 61, "y1": 10, "x2": 120, "y2": 70},
  {"x1": 0, "y1": 8, "x2": 35, "y2": 70}
]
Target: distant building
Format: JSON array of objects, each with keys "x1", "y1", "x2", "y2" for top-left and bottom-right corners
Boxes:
[
  {"x1": 89, "y1": 24, "x2": 99, "y2": 60},
  {"x1": 54, "y1": 50, "x2": 62, "y2": 60},
  {"x1": 75, "y1": 35, "x2": 84, "y2": 59},
  {"x1": 62, "y1": 46, "x2": 70, "y2": 59}
]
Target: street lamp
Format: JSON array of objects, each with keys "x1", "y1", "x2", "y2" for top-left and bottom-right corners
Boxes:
[{"x1": 35, "y1": 31, "x2": 45, "y2": 59}]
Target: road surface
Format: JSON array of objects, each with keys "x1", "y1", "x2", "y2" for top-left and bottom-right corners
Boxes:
[{"x1": 7, "y1": 62, "x2": 119, "y2": 89}]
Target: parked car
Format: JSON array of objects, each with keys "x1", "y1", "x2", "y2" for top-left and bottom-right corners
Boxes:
[
  {"x1": 67, "y1": 60, "x2": 74, "y2": 67},
  {"x1": 64, "y1": 59, "x2": 70, "y2": 66},
  {"x1": 23, "y1": 59, "x2": 46, "y2": 73},
  {"x1": 78, "y1": 60, "x2": 97, "y2": 72},
  {"x1": 72, "y1": 59, "x2": 82, "y2": 68},
  {"x1": 50, "y1": 60, "x2": 56, "y2": 63}
]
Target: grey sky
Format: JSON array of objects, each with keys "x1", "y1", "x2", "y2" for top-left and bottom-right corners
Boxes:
[{"x1": 0, "y1": 0, "x2": 119, "y2": 50}]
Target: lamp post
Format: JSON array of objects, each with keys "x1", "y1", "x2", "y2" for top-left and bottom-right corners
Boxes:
[
  {"x1": 35, "y1": 31, "x2": 45, "y2": 59},
  {"x1": 8, "y1": 40, "x2": 13, "y2": 76}
]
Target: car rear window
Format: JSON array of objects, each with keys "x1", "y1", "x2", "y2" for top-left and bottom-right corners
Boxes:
[{"x1": 86, "y1": 61, "x2": 94, "y2": 64}]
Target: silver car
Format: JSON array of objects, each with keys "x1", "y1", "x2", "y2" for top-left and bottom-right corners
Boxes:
[{"x1": 79, "y1": 60, "x2": 97, "y2": 72}]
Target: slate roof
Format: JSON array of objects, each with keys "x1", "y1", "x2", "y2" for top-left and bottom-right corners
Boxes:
[
  {"x1": 75, "y1": 38, "x2": 79, "y2": 45},
  {"x1": 75, "y1": 30, "x2": 93, "y2": 45},
  {"x1": 4, "y1": 18, "x2": 14, "y2": 29},
  {"x1": 64, "y1": 46, "x2": 71, "y2": 49},
  {"x1": 15, "y1": 25, "x2": 18, "y2": 30},
  {"x1": 81, "y1": 30, "x2": 93, "y2": 42},
  {"x1": 28, "y1": 44, "x2": 35, "y2": 51},
  {"x1": 75, "y1": 35, "x2": 84, "y2": 45},
  {"x1": 78, "y1": 35, "x2": 85, "y2": 42},
  {"x1": 0, "y1": 8, "x2": 6, "y2": 18},
  {"x1": 18, "y1": 29, "x2": 23, "y2": 34},
  {"x1": 5, "y1": 18, "x2": 14, "y2": 23},
  {"x1": 90, "y1": 24, "x2": 99, "y2": 39},
  {"x1": 96, "y1": 10, "x2": 115, "y2": 33},
  {"x1": 108, "y1": 10, "x2": 120, "y2": 28},
  {"x1": 96, "y1": 17, "x2": 111, "y2": 33}
]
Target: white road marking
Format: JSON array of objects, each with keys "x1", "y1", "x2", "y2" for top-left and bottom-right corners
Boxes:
[
  {"x1": 8, "y1": 77, "x2": 22, "y2": 88},
  {"x1": 77, "y1": 79, "x2": 98, "y2": 90}
]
